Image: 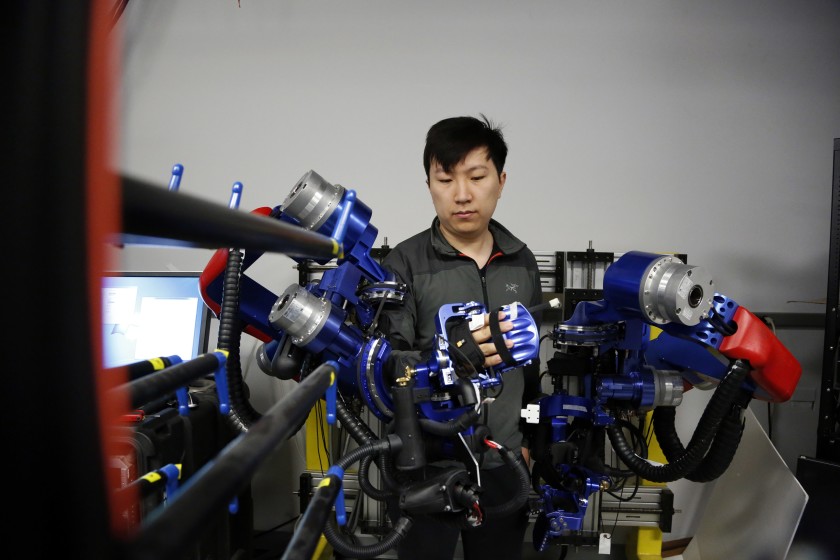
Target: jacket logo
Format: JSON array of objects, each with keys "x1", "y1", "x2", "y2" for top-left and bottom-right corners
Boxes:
[{"x1": 506, "y1": 283, "x2": 519, "y2": 293}]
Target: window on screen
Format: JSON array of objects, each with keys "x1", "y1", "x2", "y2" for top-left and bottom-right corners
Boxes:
[{"x1": 101, "y1": 272, "x2": 209, "y2": 368}]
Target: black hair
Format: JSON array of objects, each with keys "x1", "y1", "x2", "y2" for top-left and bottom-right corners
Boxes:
[{"x1": 423, "y1": 113, "x2": 508, "y2": 179}]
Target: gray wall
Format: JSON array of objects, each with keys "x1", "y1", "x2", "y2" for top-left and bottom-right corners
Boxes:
[{"x1": 115, "y1": 0, "x2": 840, "y2": 542}]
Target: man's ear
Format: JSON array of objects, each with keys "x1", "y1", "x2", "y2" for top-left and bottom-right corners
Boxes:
[{"x1": 498, "y1": 171, "x2": 507, "y2": 197}]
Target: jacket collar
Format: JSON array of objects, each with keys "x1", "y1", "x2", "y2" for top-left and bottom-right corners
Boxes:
[{"x1": 428, "y1": 216, "x2": 526, "y2": 257}]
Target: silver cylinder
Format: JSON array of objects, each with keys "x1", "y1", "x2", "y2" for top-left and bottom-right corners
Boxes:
[
  {"x1": 268, "y1": 285, "x2": 330, "y2": 346},
  {"x1": 280, "y1": 169, "x2": 345, "y2": 231},
  {"x1": 640, "y1": 255, "x2": 714, "y2": 326},
  {"x1": 652, "y1": 371, "x2": 685, "y2": 407}
]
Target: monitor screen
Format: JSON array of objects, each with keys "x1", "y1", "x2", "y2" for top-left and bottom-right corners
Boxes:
[{"x1": 101, "y1": 271, "x2": 212, "y2": 368}]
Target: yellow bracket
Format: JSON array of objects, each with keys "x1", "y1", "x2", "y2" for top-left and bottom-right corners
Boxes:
[
  {"x1": 305, "y1": 401, "x2": 330, "y2": 471},
  {"x1": 623, "y1": 408, "x2": 666, "y2": 560},
  {"x1": 625, "y1": 326, "x2": 667, "y2": 560}
]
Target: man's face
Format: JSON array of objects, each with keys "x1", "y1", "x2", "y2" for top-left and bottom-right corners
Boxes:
[{"x1": 428, "y1": 147, "x2": 506, "y2": 243}]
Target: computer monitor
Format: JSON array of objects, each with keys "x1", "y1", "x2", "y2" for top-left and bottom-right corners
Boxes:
[{"x1": 101, "y1": 271, "x2": 212, "y2": 368}]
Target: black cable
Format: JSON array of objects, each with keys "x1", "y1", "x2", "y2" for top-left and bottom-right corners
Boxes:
[
  {"x1": 320, "y1": 438, "x2": 416, "y2": 559},
  {"x1": 366, "y1": 290, "x2": 389, "y2": 336},
  {"x1": 357, "y1": 454, "x2": 397, "y2": 501},
  {"x1": 644, "y1": 412, "x2": 655, "y2": 448},
  {"x1": 314, "y1": 399, "x2": 330, "y2": 473},
  {"x1": 620, "y1": 417, "x2": 648, "y2": 460},
  {"x1": 600, "y1": 417, "x2": 643, "y2": 479},
  {"x1": 480, "y1": 442, "x2": 532, "y2": 518},
  {"x1": 767, "y1": 401, "x2": 773, "y2": 441},
  {"x1": 252, "y1": 515, "x2": 300, "y2": 539},
  {"x1": 334, "y1": 397, "x2": 402, "y2": 492},
  {"x1": 609, "y1": 359, "x2": 750, "y2": 483},
  {"x1": 557, "y1": 544, "x2": 569, "y2": 560},
  {"x1": 607, "y1": 474, "x2": 639, "y2": 502},
  {"x1": 597, "y1": 488, "x2": 604, "y2": 534},
  {"x1": 217, "y1": 248, "x2": 262, "y2": 432},
  {"x1": 654, "y1": 388, "x2": 751, "y2": 483},
  {"x1": 417, "y1": 407, "x2": 481, "y2": 436},
  {"x1": 322, "y1": 516, "x2": 413, "y2": 559}
]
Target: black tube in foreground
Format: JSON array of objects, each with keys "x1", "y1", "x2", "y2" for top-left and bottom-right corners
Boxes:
[
  {"x1": 119, "y1": 175, "x2": 339, "y2": 261},
  {"x1": 115, "y1": 352, "x2": 223, "y2": 409},
  {"x1": 121, "y1": 362, "x2": 336, "y2": 560},
  {"x1": 281, "y1": 473, "x2": 343, "y2": 560}
]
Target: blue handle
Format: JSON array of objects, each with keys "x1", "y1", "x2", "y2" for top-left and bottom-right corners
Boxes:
[
  {"x1": 161, "y1": 463, "x2": 182, "y2": 500},
  {"x1": 331, "y1": 189, "x2": 356, "y2": 258},
  {"x1": 168, "y1": 164, "x2": 184, "y2": 191},
  {"x1": 327, "y1": 465, "x2": 347, "y2": 526},
  {"x1": 161, "y1": 356, "x2": 190, "y2": 416},
  {"x1": 325, "y1": 360, "x2": 338, "y2": 425},
  {"x1": 229, "y1": 181, "x2": 243, "y2": 210},
  {"x1": 176, "y1": 386, "x2": 190, "y2": 416},
  {"x1": 213, "y1": 351, "x2": 230, "y2": 415}
]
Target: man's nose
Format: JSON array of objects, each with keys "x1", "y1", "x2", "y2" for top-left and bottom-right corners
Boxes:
[{"x1": 454, "y1": 179, "x2": 471, "y2": 202}]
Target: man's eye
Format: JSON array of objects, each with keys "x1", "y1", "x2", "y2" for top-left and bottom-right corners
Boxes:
[
  {"x1": 437, "y1": 178, "x2": 452, "y2": 184},
  {"x1": 472, "y1": 175, "x2": 486, "y2": 182}
]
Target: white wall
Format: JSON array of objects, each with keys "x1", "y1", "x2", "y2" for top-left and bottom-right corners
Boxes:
[{"x1": 115, "y1": 0, "x2": 840, "y2": 541}]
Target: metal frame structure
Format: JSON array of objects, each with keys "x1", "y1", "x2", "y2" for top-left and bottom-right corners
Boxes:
[{"x1": 817, "y1": 138, "x2": 840, "y2": 462}]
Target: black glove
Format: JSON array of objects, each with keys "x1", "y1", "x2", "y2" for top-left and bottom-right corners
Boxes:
[{"x1": 446, "y1": 318, "x2": 485, "y2": 373}]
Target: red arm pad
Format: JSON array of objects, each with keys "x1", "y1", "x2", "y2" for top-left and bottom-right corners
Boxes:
[{"x1": 718, "y1": 307, "x2": 802, "y2": 402}]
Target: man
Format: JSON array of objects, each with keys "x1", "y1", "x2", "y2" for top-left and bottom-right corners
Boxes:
[{"x1": 380, "y1": 114, "x2": 543, "y2": 560}]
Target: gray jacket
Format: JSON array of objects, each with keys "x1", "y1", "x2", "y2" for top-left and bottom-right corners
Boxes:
[{"x1": 380, "y1": 217, "x2": 543, "y2": 469}]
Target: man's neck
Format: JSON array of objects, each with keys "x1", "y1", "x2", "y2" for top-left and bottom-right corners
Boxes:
[{"x1": 440, "y1": 226, "x2": 495, "y2": 268}]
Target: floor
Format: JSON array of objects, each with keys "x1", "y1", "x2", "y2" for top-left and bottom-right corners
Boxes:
[{"x1": 251, "y1": 527, "x2": 631, "y2": 559}]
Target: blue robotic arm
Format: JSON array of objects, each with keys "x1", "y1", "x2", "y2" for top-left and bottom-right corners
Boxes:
[
  {"x1": 525, "y1": 251, "x2": 802, "y2": 552},
  {"x1": 246, "y1": 170, "x2": 542, "y2": 423},
  {"x1": 196, "y1": 170, "x2": 542, "y2": 551}
]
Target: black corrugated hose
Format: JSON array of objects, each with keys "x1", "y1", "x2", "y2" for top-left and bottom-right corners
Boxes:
[
  {"x1": 217, "y1": 248, "x2": 262, "y2": 432},
  {"x1": 358, "y1": 454, "x2": 397, "y2": 501},
  {"x1": 335, "y1": 397, "x2": 402, "y2": 492},
  {"x1": 322, "y1": 436, "x2": 416, "y2": 559},
  {"x1": 652, "y1": 387, "x2": 751, "y2": 482},
  {"x1": 606, "y1": 359, "x2": 751, "y2": 483},
  {"x1": 481, "y1": 443, "x2": 532, "y2": 518},
  {"x1": 417, "y1": 407, "x2": 481, "y2": 436}
]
